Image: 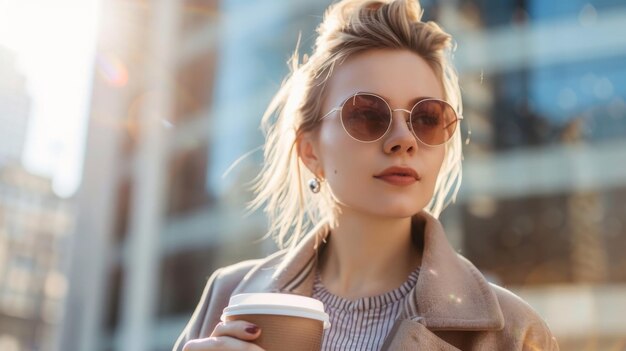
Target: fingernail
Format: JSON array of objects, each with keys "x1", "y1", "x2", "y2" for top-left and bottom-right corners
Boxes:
[{"x1": 245, "y1": 325, "x2": 259, "y2": 334}]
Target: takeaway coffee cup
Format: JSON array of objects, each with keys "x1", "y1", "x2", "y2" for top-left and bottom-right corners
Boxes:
[{"x1": 221, "y1": 293, "x2": 331, "y2": 351}]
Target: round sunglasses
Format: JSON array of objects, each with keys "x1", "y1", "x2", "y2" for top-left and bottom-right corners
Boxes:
[{"x1": 320, "y1": 92, "x2": 462, "y2": 146}]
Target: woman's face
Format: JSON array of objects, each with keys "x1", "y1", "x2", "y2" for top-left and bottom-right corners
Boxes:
[{"x1": 304, "y1": 49, "x2": 446, "y2": 218}]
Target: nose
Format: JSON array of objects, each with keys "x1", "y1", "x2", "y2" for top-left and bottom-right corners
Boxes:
[{"x1": 382, "y1": 109, "x2": 418, "y2": 155}]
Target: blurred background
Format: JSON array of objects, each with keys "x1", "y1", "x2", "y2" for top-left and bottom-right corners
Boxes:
[{"x1": 0, "y1": 0, "x2": 625, "y2": 350}]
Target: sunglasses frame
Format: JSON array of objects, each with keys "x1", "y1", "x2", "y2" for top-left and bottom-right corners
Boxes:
[{"x1": 320, "y1": 92, "x2": 463, "y2": 146}]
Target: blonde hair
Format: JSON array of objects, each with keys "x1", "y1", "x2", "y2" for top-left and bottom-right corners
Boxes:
[{"x1": 249, "y1": 0, "x2": 463, "y2": 249}]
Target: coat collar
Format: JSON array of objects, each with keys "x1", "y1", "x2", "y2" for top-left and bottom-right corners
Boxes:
[{"x1": 240, "y1": 211, "x2": 504, "y2": 331}]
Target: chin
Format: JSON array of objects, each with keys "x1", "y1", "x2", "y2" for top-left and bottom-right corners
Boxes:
[
  {"x1": 334, "y1": 191, "x2": 430, "y2": 218},
  {"x1": 363, "y1": 201, "x2": 426, "y2": 219},
  {"x1": 379, "y1": 196, "x2": 429, "y2": 216},
  {"x1": 379, "y1": 208, "x2": 422, "y2": 218}
]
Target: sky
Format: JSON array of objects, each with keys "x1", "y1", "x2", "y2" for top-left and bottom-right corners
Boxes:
[{"x1": 0, "y1": 0, "x2": 99, "y2": 198}]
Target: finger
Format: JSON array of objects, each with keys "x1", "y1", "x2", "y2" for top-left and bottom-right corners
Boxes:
[
  {"x1": 211, "y1": 320, "x2": 261, "y2": 341},
  {"x1": 183, "y1": 336, "x2": 265, "y2": 351}
]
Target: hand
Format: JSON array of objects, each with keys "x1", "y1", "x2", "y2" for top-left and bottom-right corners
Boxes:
[{"x1": 182, "y1": 320, "x2": 265, "y2": 351}]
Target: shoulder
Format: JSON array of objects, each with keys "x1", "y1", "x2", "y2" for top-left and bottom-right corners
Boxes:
[
  {"x1": 172, "y1": 250, "x2": 288, "y2": 351},
  {"x1": 211, "y1": 258, "x2": 265, "y2": 290},
  {"x1": 489, "y1": 283, "x2": 560, "y2": 350},
  {"x1": 207, "y1": 249, "x2": 288, "y2": 307},
  {"x1": 212, "y1": 249, "x2": 288, "y2": 292},
  {"x1": 202, "y1": 250, "x2": 290, "y2": 324}
]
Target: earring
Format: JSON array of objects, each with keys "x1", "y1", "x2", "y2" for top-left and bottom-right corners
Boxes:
[{"x1": 308, "y1": 177, "x2": 321, "y2": 194}]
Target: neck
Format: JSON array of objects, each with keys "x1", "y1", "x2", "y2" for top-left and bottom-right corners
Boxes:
[{"x1": 317, "y1": 208, "x2": 423, "y2": 300}]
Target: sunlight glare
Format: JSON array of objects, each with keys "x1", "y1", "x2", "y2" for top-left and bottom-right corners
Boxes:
[{"x1": 0, "y1": 0, "x2": 100, "y2": 198}]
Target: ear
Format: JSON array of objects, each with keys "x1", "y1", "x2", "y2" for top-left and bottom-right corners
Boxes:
[{"x1": 297, "y1": 132, "x2": 324, "y2": 179}]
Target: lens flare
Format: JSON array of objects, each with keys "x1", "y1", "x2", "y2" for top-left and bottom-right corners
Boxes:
[{"x1": 96, "y1": 52, "x2": 129, "y2": 87}]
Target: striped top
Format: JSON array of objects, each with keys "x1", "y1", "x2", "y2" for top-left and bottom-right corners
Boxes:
[{"x1": 312, "y1": 268, "x2": 420, "y2": 351}]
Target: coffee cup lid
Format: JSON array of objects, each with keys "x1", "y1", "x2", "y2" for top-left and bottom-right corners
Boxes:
[{"x1": 221, "y1": 293, "x2": 331, "y2": 329}]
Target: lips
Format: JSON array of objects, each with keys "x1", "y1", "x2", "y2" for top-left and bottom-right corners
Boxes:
[{"x1": 373, "y1": 166, "x2": 421, "y2": 186}]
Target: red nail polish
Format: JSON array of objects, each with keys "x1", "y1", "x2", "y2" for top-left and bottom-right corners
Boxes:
[{"x1": 245, "y1": 325, "x2": 259, "y2": 334}]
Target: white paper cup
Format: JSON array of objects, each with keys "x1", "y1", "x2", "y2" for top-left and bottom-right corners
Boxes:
[{"x1": 221, "y1": 293, "x2": 330, "y2": 351}]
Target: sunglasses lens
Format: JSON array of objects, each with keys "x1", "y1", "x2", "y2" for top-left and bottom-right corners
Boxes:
[
  {"x1": 341, "y1": 94, "x2": 391, "y2": 142},
  {"x1": 411, "y1": 100, "x2": 458, "y2": 145}
]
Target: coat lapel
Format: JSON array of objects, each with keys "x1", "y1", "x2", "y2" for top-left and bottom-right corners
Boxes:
[{"x1": 400, "y1": 213, "x2": 505, "y2": 330}]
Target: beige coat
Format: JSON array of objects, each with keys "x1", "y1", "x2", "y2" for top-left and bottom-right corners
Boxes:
[{"x1": 173, "y1": 211, "x2": 559, "y2": 350}]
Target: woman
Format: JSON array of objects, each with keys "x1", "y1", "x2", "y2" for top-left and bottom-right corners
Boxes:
[{"x1": 174, "y1": 0, "x2": 559, "y2": 350}]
